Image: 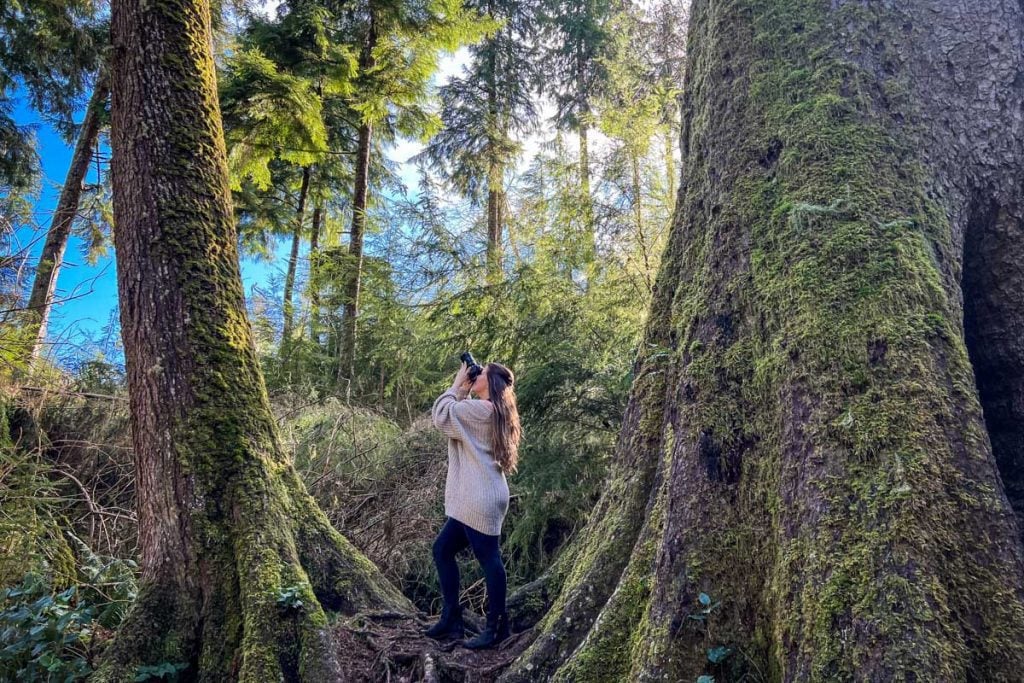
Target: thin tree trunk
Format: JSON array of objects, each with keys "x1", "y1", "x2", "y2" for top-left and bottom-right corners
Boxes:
[
  {"x1": 24, "y1": 77, "x2": 108, "y2": 364},
  {"x1": 308, "y1": 203, "x2": 323, "y2": 344},
  {"x1": 99, "y1": 0, "x2": 408, "y2": 678},
  {"x1": 339, "y1": 21, "x2": 377, "y2": 387},
  {"x1": 484, "y1": 26, "x2": 503, "y2": 285},
  {"x1": 502, "y1": 0, "x2": 1024, "y2": 680},
  {"x1": 280, "y1": 165, "x2": 310, "y2": 352},
  {"x1": 578, "y1": 121, "x2": 593, "y2": 260},
  {"x1": 577, "y1": 30, "x2": 595, "y2": 263},
  {"x1": 340, "y1": 121, "x2": 371, "y2": 385},
  {"x1": 631, "y1": 151, "x2": 652, "y2": 294},
  {"x1": 664, "y1": 125, "x2": 676, "y2": 207},
  {"x1": 485, "y1": 167, "x2": 503, "y2": 283}
]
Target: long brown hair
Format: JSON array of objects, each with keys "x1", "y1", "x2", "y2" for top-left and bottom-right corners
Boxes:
[{"x1": 486, "y1": 362, "x2": 521, "y2": 474}]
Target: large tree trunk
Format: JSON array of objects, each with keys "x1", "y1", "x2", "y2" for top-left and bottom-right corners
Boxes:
[
  {"x1": 281, "y1": 165, "x2": 311, "y2": 353},
  {"x1": 24, "y1": 77, "x2": 108, "y2": 364},
  {"x1": 502, "y1": 0, "x2": 1024, "y2": 681},
  {"x1": 100, "y1": 0, "x2": 409, "y2": 679}
]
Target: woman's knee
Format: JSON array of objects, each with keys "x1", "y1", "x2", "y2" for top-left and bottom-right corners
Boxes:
[
  {"x1": 477, "y1": 551, "x2": 505, "y2": 576},
  {"x1": 432, "y1": 535, "x2": 449, "y2": 563}
]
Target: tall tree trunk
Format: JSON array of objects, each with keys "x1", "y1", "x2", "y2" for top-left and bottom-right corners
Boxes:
[
  {"x1": 502, "y1": 0, "x2": 1024, "y2": 681},
  {"x1": 485, "y1": 160, "x2": 504, "y2": 284},
  {"x1": 308, "y1": 203, "x2": 323, "y2": 344},
  {"x1": 339, "y1": 22, "x2": 377, "y2": 386},
  {"x1": 576, "y1": 30, "x2": 595, "y2": 264},
  {"x1": 281, "y1": 165, "x2": 310, "y2": 353},
  {"x1": 631, "y1": 151, "x2": 652, "y2": 293},
  {"x1": 24, "y1": 77, "x2": 108, "y2": 364},
  {"x1": 100, "y1": 0, "x2": 408, "y2": 679},
  {"x1": 578, "y1": 120, "x2": 594, "y2": 262},
  {"x1": 663, "y1": 125, "x2": 676, "y2": 207},
  {"x1": 340, "y1": 120, "x2": 371, "y2": 386},
  {"x1": 484, "y1": 25, "x2": 504, "y2": 285}
]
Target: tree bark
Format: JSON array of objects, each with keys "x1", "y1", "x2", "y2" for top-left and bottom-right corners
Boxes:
[
  {"x1": 340, "y1": 121, "x2": 371, "y2": 385},
  {"x1": 340, "y1": 22, "x2": 377, "y2": 385},
  {"x1": 484, "y1": 22, "x2": 504, "y2": 286},
  {"x1": 24, "y1": 77, "x2": 108, "y2": 364},
  {"x1": 100, "y1": 0, "x2": 409, "y2": 679},
  {"x1": 503, "y1": 0, "x2": 1024, "y2": 681},
  {"x1": 485, "y1": 166, "x2": 504, "y2": 284},
  {"x1": 308, "y1": 203, "x2": 323, "y2": 344},
  {"x1": 578, "y1": 120, "x2": 594, "y2": 262},
  {"x1": 281, "y1": 165, "x2": 311, "y2": 353},
  {"x1": 663, "y1": 126, "x2": 676, "y2": 208}
]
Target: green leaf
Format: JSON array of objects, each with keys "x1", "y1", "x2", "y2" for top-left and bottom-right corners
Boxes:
[
  {"x1": 697, "y1": 676, "x2": 715, "y2": 683},
  {"x1": 707, "y1": 646, "x2": 732, "y2": 663}
]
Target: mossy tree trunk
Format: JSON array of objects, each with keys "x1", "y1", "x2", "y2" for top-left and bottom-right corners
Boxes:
[
  {"x1": 101, "y1": 0, "x2": 410, "y2": 679},
  {"x1": 23, "y1": 77, "x2": 108, "y2": 364},
  {"x1": 502, "y1": 0, "x2": 1024, "y2": 681}
]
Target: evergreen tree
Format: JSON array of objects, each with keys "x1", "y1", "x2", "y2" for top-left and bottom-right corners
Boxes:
[
  {"x1": 535, "y1": 0, "x2": 614, "y2": 258},
  {"x1": 331, "y1": 0, "x2": 489, "y2": 385},
  {"x1": 219, "y1": 2, "x2": 352, "y2": 350},
  {"x1": 420, "y1": 0, "x2": 540, "y2": 285},
  {"x1": 98, "y1": 0, "x2": 409, "y2": 675},
  {"x1": 0, "y1": 0, "x2": 104, "y2": 188},
  {"x1": 2, "y1": 0, "x2": 106, "y2": 365}
]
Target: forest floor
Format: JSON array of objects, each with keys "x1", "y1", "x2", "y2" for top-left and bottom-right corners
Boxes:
[{"x1": 335, "y1": 611, "x2": 535, "y2": 682}]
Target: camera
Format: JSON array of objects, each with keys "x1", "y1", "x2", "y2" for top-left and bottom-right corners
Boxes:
[{"x1": 460, "y1": 351, "x2": 483, "y2": 380}]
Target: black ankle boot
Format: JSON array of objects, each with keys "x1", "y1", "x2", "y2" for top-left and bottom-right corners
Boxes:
[
  {"x1": 424, "y1": 604, "x2": 465, "y2": 639},
  {"x1": 462, "y1": 611, "x2": 510, "y2": 650}
]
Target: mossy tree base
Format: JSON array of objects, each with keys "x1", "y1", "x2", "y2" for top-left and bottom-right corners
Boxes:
[
  {"x1": 104, "y1": 0, "x2": 410, "y2": 679},
  {"x1": 93, "y1": 465, "x2": 409, "y2": 682},
  {"x1": 503, "y1": 0, "x2": 1024, "y2": 680}
]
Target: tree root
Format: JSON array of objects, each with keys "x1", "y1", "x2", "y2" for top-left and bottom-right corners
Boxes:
[{"x1": 335, "y1": 611, "x2": 534, "y2": 682}]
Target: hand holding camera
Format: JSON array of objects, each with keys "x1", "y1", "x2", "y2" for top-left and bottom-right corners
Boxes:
[{"x1": 452, "y1": 351, "x2": 483, "y2": 392}]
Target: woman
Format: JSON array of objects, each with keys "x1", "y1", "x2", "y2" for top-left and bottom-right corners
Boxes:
[{"x1": 425, "y1": 360, "x2": 521, "y2": 649}]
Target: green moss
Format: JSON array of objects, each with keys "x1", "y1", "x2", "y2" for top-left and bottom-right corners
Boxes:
[
  {"x1": 606, "y1": 0, "x2": 1024, "y2": 680},
  {"x1": 551, "y1": 433, "x2": 671, "y2": 683}
]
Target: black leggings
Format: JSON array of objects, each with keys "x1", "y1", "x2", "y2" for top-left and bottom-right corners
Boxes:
[{"x1": 432, "y1": 517, "x2": 507, "y2": 620}]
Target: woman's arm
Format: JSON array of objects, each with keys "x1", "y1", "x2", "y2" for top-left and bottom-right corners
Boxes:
[{"x1": 432, "y1": 363, "x2": 472, "y2": 439}]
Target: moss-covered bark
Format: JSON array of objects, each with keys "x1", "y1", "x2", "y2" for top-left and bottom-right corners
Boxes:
[
  {"x1": 99, "y1": 0, "x2": 410, "y2": 680},
  {"x1": 506, "y1": 0, "x2": 1024, "y2": 680}
]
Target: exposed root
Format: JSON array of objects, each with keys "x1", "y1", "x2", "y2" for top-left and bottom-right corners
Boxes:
[{"x1": 334, "y1": 611, "x2": 535, "y2": 682}]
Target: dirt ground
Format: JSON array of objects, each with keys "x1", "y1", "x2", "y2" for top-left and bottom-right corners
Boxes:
[{"x1": 334, "y1": 611, "x2": 536, "y2": 682}]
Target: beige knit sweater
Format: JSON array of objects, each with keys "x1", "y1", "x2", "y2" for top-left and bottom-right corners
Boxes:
[{"x1": 431, "y1": 386, "x2": 510, "y2": 536}]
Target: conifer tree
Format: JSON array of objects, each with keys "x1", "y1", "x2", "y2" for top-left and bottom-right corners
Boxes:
[
  {"x1": 535, "y1": 0, "x2": 614, "y2": 258},
  {"x1": 333, "y1": 0, "x2": 489, "y2": 384},
  {"x1": 420, "y1": 0, "x2": 539, "y2": 286}
]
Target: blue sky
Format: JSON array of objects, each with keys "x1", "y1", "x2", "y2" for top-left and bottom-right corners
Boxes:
[
  {"x1": 12, "y1": 96, "x2": 286, "y2": 366},
  {"x1": 9, "y1": 48, "x2": 478, "y2": 368}
]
